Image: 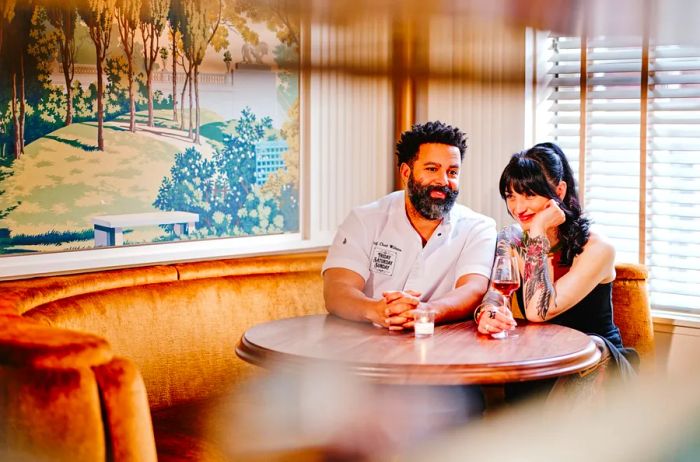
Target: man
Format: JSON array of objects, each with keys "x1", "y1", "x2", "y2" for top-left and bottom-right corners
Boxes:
[{"x1": 323, "y1": 121, "x2": 497, "y2": 330}]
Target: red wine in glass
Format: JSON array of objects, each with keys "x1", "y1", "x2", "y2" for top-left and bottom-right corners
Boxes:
[
  {"x1": 489, "y1": 255, "x2": 520, "y2": 339},
  {"x1": 492, "y1": 281, "x2": 519, "y2": 298}
]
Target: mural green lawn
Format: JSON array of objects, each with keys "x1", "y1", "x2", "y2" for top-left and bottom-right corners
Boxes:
[
  {"x1": 117, "y1": 109, "x2": 224, "y2": 131},
  {"x1": 114, "y1": 109, "x2": 227, "y2": 156},
  {"x1": 0, "y1": 117, "x2": 227, "y2": 253},
  {"x1": 200, "y1": 120, "x2": 239, "y2": 152}
]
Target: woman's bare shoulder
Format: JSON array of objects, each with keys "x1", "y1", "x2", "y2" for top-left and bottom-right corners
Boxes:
[
  {"x1": 584, "y1": 231, "x2": 615, "y2": 257},
  {"x1": 577, "y1": 231, "x2": 616, "y2": 281}
]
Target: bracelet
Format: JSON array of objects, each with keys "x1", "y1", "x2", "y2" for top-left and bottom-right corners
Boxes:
[{"x1": 473, "y1": 304, "x2": 486, "y2": 323}]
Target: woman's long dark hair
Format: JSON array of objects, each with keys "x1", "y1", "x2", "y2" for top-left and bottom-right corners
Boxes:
[{"x1": 499, "y1": 142, "x2": 591, "y2": 266}]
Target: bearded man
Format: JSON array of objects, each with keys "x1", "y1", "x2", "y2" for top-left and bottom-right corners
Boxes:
[{"x1": 323, "y1": 121, "x2": 497, "y2": 330}]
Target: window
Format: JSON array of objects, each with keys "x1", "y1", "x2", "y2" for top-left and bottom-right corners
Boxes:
[
  {"x1": 0, "y1": 17, "x2": 394, "y2": 279},
  {"x1": 538, "y1": 34, "x2": 700, "y2": 315}
]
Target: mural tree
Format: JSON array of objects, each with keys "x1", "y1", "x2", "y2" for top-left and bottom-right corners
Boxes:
[
  {"x1": 44, "y1": 0, "x2": 78, "y2": 126},
  {"x1": 167, "y1": 0, "x2": 183, "y2": 123},
  {"x1": 115, "y1": 0, "x2": 141, "y2": 132},
  {"x1": 5, "y1": 2, "x2": 33, "y2": 158},
  {"x1": 179, "y1": 47, "x2": 193, "y2": 136},
  {"x1": 262, "y1": 99, "x2": 298, "y2": 229},
  {"x1": 216, "y1": 107, "x2": 271, "y2": 214},
  {"x1": 1, "y1": 4, "x2": 65, "y2": 158},
  {"x1": 223, "y1": 49, "x2": 231, "y2": 72},
  {"x1": 168, "y1": 28, "x2": 178, "y2": 122},
  {"x1": 230, "y1": 0, "x2": 299, "y2": 48},
  {"x1": 159, "y1": 45, "x2": 167, "y2": 70},
  {"x1": 154, "y1": 107, "x2": 283, "y2": 237},
  {"x1": 168, "y1": 4, "x2": 193, "y2": 138},
  {"x1": 175, "y1": 0, "x2": 197, "y2": 138},
  {"x1": 154, "y1": 146, "x2": 218, "y2": 230},
  {"x1": 220, "y1": 0, "x2": 256, "y2": 47},
  {"x1": 78, "y1": 0, "x2": 116, "y2": 151},
  {"x1": 140, "y1": 0, "x2": 169, "y2": 127},
  {"x1": 0, "y1": 163, "x2": 19, "y2": 237},
  {"x1": 0, "y1": 0, "x2": 16, "y2": 222},
  {"x1": 180, "y1": 0, "x2": 225, "y2": 144},
  {"x1": 0, "y1": 0, "x2": 15, "y2": 158},
  {"x1": 0, "y1": 0, "x2": 15, "y2": 55}
]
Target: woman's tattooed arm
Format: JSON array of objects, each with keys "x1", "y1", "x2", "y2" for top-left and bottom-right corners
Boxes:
[{"x1": 523, "y1": 235, "x2": 556, "y2": 320}]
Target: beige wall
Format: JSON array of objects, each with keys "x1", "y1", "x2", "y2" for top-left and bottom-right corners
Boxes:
[
  {"x1": 654, "y1": 320, "x2": 700, "y2": 376},
  {"x1": 305, "y1": 18, "x2": 395, "y2": 241},
  {"x1": 419, "y1": 17, "x2": 527, "y2": 228}
]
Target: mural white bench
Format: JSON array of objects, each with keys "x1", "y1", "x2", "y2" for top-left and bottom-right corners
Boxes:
[{"x1": 92, "y1": 212, "x2": 199, "y2": 247}]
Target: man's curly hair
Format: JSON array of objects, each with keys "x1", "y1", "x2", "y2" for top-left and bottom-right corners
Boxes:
[{"x1": 395, "y1": 121, "x2": 468, "y2": 167}]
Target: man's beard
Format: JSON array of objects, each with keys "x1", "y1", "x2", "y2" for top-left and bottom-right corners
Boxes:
[{"x1": 407, "y1": 173, "x2": 459, "y2": 220}]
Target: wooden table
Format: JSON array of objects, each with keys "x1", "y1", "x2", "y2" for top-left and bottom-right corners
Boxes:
[{"x1": 236, "y1": 314, "x2": 601, "y2": 385}]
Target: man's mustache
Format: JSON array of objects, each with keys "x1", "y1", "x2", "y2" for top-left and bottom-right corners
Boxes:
[{"x1": 426, "y1": 185, "x2": 458, "y2": 200}]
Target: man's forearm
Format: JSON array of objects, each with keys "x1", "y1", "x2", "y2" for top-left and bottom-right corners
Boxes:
[
  {"x1": 324, "y1": 282, "x2": 380, "y2": 323},
  {"x1": 424, "y1": 277, "x2": 489, "y2": 324}
]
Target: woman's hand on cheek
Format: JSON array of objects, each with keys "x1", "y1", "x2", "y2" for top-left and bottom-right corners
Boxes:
[
  {"x1": 530, "y1": 199, "x2": 565, "y2": 236},
  {"x1": 542, "y1": 199, "x2": 566, "y2": 229}
]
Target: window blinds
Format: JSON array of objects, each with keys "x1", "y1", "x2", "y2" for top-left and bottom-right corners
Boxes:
[{"x1": 543, "y1": 35, "x2": 700, "y2": 314}]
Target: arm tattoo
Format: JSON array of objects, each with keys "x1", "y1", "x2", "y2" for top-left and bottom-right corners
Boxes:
[{"x1": 523, "y1": 235, "x2": 556, "y2": 320}]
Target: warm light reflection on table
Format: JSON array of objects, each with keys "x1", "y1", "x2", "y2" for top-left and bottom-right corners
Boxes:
[{"x1": 236, "y1": 314, "x2": 601, "y2": 385}]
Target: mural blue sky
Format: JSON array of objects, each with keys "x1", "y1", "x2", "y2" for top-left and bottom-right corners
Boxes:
[{"x1": 0, "y1": 0, "x2": 299, "y2": 255}]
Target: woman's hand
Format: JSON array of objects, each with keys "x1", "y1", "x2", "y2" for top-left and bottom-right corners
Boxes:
[
  {"x1": 529, "y1": 199, "x2": 566, "y2": 237},
  {"x1": 476, "y1": 303, "x2": 517, "y2": 335}
]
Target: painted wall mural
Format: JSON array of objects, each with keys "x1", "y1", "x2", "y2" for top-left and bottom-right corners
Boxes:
[{"x1": 0, "y1": 0, "x2": 299, "y2": 255}]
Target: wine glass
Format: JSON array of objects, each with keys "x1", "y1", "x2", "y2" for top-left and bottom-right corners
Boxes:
[{"x1": 489, "y1": 255, "x2": 520, "y2": 339}]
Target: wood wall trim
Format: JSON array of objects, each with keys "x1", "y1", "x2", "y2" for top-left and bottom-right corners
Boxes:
[
  {"x1": 639, "y1": 27, "x2": 650, "y2": 264},
  {"x1": 392, "y1": 19, "x2": 418, "y2": 191},
  {"x1": 578, "y1": 35, "x2": 587, "y2": 204}
]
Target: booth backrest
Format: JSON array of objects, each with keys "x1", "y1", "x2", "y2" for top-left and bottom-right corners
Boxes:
[
  {"x1": 24, "y1": 269, "x2": 326, "y2": 409},
  {"x1": 612, "y1": 262, "x2": 655, "y2": 367},
  {"x1": 16, "y1": 253, "x2": 327, "y2": 409}
]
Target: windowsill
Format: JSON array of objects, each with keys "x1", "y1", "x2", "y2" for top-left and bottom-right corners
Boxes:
[
  {"x1": 652, "y1": 309, "x2": 700, "y2": 331},
  {"x1": 0, "y1": 232, "x2": 333, "y2": 281}
]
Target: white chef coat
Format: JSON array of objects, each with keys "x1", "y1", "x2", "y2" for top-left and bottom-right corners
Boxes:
[{"x1": 322, "y1": 191, "x2": 497, "y2": 301}]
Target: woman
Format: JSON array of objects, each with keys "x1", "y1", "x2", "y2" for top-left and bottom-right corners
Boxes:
[{"x1": 475, "y1": 142, "x2": 638, "y2": 402}]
